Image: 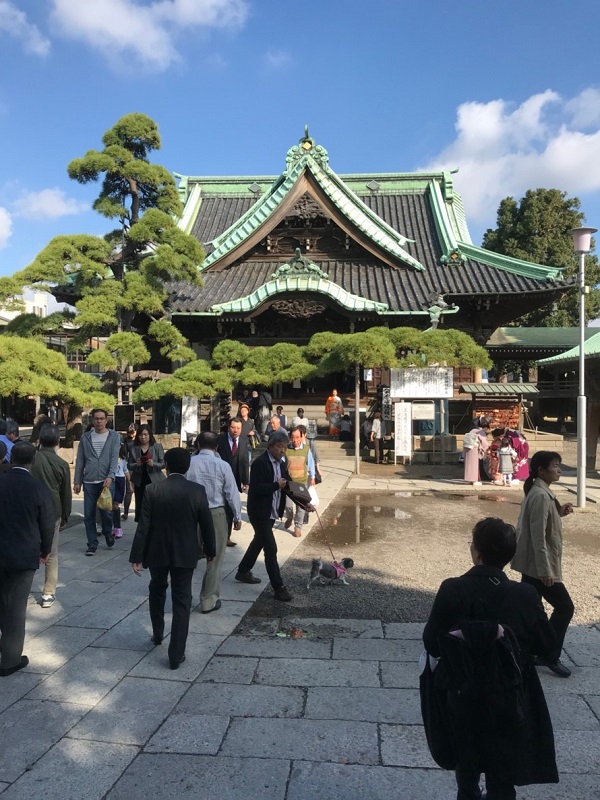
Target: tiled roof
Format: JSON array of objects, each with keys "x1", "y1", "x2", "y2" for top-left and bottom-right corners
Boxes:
[
  {"x1": 460, "y1": 383, "x2": 539, "y2": 395},
  {"x1": 168, "y1": 256, "x2": 565, "y2": 314},
  {"x1": 171, "y1": 135, "x2": 570, "y2": 316}
]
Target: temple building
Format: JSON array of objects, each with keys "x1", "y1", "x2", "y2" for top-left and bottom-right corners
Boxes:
[{"x1": 168, "y1": 129, "x2": 571, "y2": 349}]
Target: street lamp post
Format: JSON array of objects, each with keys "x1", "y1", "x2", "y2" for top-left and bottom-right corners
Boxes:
[{"x1": 569, "y1": 226, "x2": 597, "y2": 508}]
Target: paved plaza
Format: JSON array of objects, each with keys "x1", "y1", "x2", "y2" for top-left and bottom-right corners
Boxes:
[{"x1": 1, "y1": 459, "x2": 599, "y2": 799}]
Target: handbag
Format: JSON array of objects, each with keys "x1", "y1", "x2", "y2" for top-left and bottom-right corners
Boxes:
[
  {"x1": 419, "y1": 651, "x2": 456, "y2": 769},
  {"x1": 285, "y1": 480, "x2": 312, "y2": 508},
  {"x1": 314, "y1": 465, "x2": 322, "y2": 485}
]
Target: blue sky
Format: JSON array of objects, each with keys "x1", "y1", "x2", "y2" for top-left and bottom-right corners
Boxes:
[{"x1": 1, "y1": 0, "x2": 600, "y2": 280}]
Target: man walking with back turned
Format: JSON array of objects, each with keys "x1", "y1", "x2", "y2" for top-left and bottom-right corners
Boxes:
[{"x1": 129, "y1": 448, "x2": 216, "y2": 670}]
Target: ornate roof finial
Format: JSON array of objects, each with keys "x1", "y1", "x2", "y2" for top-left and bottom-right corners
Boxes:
[{"x1": 285, "y1": 126, "x2": 330, "y2": 172}]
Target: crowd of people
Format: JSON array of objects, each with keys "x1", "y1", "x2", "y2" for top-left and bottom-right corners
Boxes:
[
  {"x1": 463, "y1": 416, "x2": 530, "y2": 487},
  {"x1": 0, "y1": 403, "x2": 578, "y2": 799}
]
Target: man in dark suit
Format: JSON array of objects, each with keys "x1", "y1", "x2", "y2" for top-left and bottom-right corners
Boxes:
[
  {"x1": 0, "y1": 443, "x2": 55, "y2": 676},
  {"x1": 235, "y1": 430, "x2": 311, "y2": 603},
  {"x1": 217, "y1": 417, "x2": 249, "y2": 548},
  {"x1": 129, "y1": 447, "x2": 216, "y2": 670}
]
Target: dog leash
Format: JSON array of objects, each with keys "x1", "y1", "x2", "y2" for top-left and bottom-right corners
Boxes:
[{"x1": 314, "y1": 507, "x2": 338, "y2": 564}]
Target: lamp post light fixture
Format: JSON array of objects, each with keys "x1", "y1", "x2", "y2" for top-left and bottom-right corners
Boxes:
[{"x1": 569, "y1": 226, "x2": 597, "y2": 508}]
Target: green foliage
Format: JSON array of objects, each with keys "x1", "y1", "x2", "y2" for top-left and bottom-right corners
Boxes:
[
  {"x1": 0, "y1": 336, "x2": 113, "y2": 407},
  {"x1": 21, "y1": 235, "x2": 112, "y2": 286},
  {"x1": 86, "y1": 349, "x2": 118, "y2": 371},
  {"x1": 133, "y1": 361, "x2": 236, "y2": 403},
  {"x1": 148, "y1": 319, "x2": 197, "y2": 363},
  {"x1": 9, "y1": 113, "x2": 203, "y2": 385},
  {"x1": 418, "y1": 330, "x2": 492, "y2": 369},
  {"x1": 211, "y1": 339, "x2": 251, "y2": 367},
  {"x1": 0, "y1": 276, "x2": 26, "y2": 310},
  {"x1": 106, "y1": 332, "x2": 150, "y2": 369},
  {"x1": 303, "y1": 331, "x2": 344, "y2": 358},
  {"x1": 4, "y1": 310, "x2": 75, "y2": 338},
  {"x1": 482, "y1": 188, "x2": 600, "y2": 325}
]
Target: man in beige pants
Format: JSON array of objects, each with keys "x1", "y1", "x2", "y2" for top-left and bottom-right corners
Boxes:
[
  {"x1": 31, "y1": 424, "x2": 72, "y2": 608},
  {"x1": 186, "y1": 431, "x2": 242, "y2": 613}
]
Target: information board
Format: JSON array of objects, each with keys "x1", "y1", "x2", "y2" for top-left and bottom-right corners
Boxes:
[
  {"x1": 394, "y1": 402, "x2": 412, "y2": 457},
  {"x1": 412, "y1": 401, "x2": 436, "y2": 420},
  {"x1": 390, "y1": 368, "x2": 454, "y2": 399}
]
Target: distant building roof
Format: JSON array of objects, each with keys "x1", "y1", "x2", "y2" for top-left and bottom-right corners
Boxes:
[
  {"x1": 487, "y1": 327, "x2": 597, "y2": 349},
  {"x1": 537, "y1": 331, "x2": 600, "y2": 366},
  {"x1": 460, "y1": 383, "x2": 539, "y2": 395}
]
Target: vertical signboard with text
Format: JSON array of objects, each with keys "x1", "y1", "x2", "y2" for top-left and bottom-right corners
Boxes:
[{"x1": 394, "y1": 402, "x2": 412, "y2": 458}]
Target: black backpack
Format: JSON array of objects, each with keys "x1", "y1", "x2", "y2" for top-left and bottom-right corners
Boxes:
[{"x1": 437, "y1": 587, "x2": 526, "y2": 732}]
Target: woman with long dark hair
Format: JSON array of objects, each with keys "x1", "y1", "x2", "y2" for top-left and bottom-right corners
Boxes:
[
  {"x1": 127, "y1": 425, "x2": 165, "y2": 521},
  {"x1": 511, "y1": 451, "x2": 574, "y2": 678}
]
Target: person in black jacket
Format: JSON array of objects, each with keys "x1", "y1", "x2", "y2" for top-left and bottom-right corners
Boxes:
[
  {"x1": 217, "y1": 417, "x2": 249, "y2": 548},
  {"x1": 129, "y1": 448, "x2": 216, "y2": 670},
  {"x1": 423, "y1": 517, "x2": 558, "y2": 800},
  {"x1": 0, "y1": 443, "x2": 55, "y2": 676},
  {"x1": 235, "y1": 430, "x2": 311, "y2": 602}
]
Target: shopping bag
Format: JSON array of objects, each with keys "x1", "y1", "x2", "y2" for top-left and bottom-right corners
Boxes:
[
  {"x1": 96, "y1": 487, "x2": 113, "y2": 512},
  {"x1": 308, "y1": 485, "x2": 320, "y2": 508}
]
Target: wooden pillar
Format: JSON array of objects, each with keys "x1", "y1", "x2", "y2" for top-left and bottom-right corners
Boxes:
[{"x1": 587, "y1": 401, "x2": 600, "y2": 470}]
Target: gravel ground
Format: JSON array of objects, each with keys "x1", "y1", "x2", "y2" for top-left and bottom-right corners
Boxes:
[{"x1": 240, "y1": 438, "x2": 600, "y2": 629}]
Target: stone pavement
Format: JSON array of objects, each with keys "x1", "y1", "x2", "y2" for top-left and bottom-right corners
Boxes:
[{"x1": 1, "y1": 459, "x2": 599, "y2": 799}]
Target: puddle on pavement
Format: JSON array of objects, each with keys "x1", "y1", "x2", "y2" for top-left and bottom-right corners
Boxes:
[
  {"x1": 310, "y1": 489, "x2": 597, "y2": 554},
  {"x1": 311, "y1": 490, "x2": 521, "y2": 547}
]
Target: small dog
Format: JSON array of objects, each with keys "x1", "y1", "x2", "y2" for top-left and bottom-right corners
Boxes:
[{"x1": 307, "y1": 557, "x2": 354, "y2": 589}]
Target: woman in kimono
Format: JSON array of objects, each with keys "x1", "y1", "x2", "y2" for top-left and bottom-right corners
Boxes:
[
  {"x1": 324, "y1": 389, "x2": 344, "y2": 438},
  {"x1": 463, "y1": 417, "x2": 491, "y2": 485}
]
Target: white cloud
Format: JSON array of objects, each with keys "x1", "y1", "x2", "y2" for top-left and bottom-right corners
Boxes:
[
  {"x1": 50, "y1": 0, "x2": 248, "y2": 70},
  {"x1": 565, "y1": 88, "x2": 600, "y2": 130},
  {"x1": 12, "y1": 189, "x2": 88, "y2": 220},
  {"x1": 0, "y1": 207, "x2": 12, "y2": 249},
  {"x1": 0, "y1": 1, "x2": 51, "y2": 56},
  {"x1": 422, "y1": 88, "x2": 600, "y2": 226},
  {"x1": 264, "y1": 48, "x2": 291, "y2": 69}
]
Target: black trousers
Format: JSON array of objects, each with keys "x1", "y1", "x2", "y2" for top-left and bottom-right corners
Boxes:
[
  {"x1": 456, "y1": 763, "x2": 516, "y2": 800},
  {"x1": 521, "y1": 574, "x2": 574, "y2": 661},
  {"x1": 238, "y1": 518, "x2": 283, "y2": 590},
  {"x1": 0, "y1": 567, "x2": 35, "y2": 670},
  {"x1": 148, "y1": 566, "x2": 194, "y2": 666}
]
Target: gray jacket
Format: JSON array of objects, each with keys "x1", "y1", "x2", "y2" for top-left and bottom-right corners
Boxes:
[
  {"x1": 74, "y1": 429, "x2": 121, "y2": 484},
  {"x1": 512, "y1": 478, "x2": 564, "y2": 581}
]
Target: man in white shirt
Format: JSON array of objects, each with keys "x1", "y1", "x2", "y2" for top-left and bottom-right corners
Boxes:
[{"x1": 187, "y1": 432, "x2": 242, "y2": 613}]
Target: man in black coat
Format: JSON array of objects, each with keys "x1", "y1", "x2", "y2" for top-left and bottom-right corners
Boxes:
[
  {"x1": 217, "y1": 417, "x2": 249, "y2": 548},
  {"x1": 129, "y1": 447, "x2": 216, "y2": 670},
  {"x1": 0, "y1": 443, "x2": 55, "y2": 676},
  {"x1": 235, "y1": 430, "x2": 311, "y2": 603},
  {"x1": 423, "y1": 517, "x2": 558, "y2": 800}
]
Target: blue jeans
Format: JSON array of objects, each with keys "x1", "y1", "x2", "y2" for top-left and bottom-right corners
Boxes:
[{"x1": 83, "y1": 482, "x2": 114, "y2": 548}]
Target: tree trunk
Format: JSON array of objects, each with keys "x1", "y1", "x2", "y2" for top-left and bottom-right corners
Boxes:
[{"x1": 63, "y1": 402, "x2": 83, "y2": 447}]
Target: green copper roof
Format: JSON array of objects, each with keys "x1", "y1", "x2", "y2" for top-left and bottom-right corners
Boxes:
[
  {"x1": 487, "y1": 327, "x2": 598, "y2": 348},
  {"x1": 537, "y1": 330, "x2": 600, "y2": 365},
  {"x1": 460, "y1": 383, "x2": 539, "y2": 395},
  {"x1": 195, "y1": 132, "x2": 425, "y2": 272},
  {"x1": 211, "y1": 275, "x2": 390, "y2": 315},
  {"x1": 176, "y1": 134, "x2": 567, "y2": 284}
]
